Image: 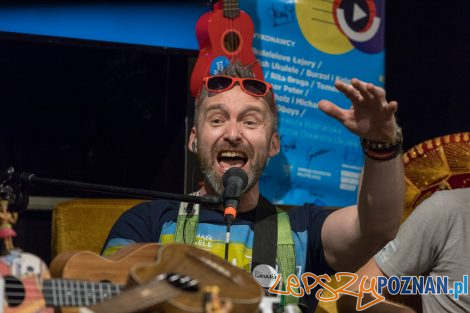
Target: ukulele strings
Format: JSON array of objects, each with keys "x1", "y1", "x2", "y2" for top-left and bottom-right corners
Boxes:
[
  {"x1": 234, "y1": 0, "x2": 239, "y2": 62},
  {"x1": 224, "y1": 0, "x2": 240, "y2": 63},
  {"x1": 2, "y1": 280, "x2": 121, "y2": 304},
  {"x1": 234, "y1": 0, "x2": 240, "y2": 63},
  {"x1": 4, "y1": 280, "x2": 186, "y2": 308},
  {"x1": 224, "y1": 0, "x2": 231, "y2": 58}
]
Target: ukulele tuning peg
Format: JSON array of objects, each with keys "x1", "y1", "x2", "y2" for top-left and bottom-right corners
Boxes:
[{"x1": 165, "y1": 273, "x2": 199, "y2": 291}]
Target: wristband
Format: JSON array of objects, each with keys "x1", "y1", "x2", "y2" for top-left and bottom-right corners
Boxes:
[{"x1": 361, "y1": 127, "x2": 403, "y2": 161}]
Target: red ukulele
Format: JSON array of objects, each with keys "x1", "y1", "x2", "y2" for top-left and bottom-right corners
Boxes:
[{"x1": 190, "y1": 0, "x2": 264, "y2": 97}]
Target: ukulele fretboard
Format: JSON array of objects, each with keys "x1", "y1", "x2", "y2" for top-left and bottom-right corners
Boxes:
[
  {"x1": 42, "y1": 279, "x2": 123, "y2": 307},
  {"x1": 223, "y1": 0, "x2": 240, "y2": 19}
]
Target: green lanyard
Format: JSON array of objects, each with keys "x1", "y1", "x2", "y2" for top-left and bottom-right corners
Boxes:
[
  {"x1": 174, "y1": 201, "x2": 199, "y2": 245},
  {"x1": 276, "y1": 208, "x2": 299, "y2": 308}
]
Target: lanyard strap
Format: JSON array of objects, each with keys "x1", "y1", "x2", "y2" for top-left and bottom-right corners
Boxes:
[
  {"x1": 253, "y1": 196, "x2": 298, "y2": 307},
  {"x1": 252, "y1": 195, "x2": 278, "y2": 269},
  {"x1": 276, "y1": 208, "x2": 299, "y2": 307},
  {"x1": 174, "y1": 201, "x2": 199, "y2": 244}
]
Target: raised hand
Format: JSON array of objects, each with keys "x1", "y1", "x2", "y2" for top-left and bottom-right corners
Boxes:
[{"x1": 318, "y1": 78, "x2": 398, "y2": 142}]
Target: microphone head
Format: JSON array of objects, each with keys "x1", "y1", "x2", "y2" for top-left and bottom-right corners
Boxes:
[
  {"x1": 222, "y1": 168, "x2": 248, "y2": 224},
  {"x1": 222, "y1": 167, "x2": 248, "y2": 197}
]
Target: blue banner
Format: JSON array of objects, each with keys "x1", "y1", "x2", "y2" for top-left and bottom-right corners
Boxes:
[
  {"x1": 0, "y1": 1, "x2": 385, "y2": 207},
  {"x1": 239, "y1": 0, "x2": 385, "y2": 206}
]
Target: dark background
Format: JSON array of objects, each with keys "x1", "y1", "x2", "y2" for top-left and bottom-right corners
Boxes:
[
  {"x1": 386, "y1": 1, "x2": 469, "y2": 147},
  {"x1": 0, "y1": 0, "x2": 469, "y2": 262}
]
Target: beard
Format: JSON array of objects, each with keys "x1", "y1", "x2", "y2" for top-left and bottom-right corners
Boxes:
[{"x1": 197, "y1": 143, "x2": 269, "y2": 196}]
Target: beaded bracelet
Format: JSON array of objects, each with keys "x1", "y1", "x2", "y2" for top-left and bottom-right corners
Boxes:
[{"x1": 361, "y1": 127, "x2": 403, "y2": 161}]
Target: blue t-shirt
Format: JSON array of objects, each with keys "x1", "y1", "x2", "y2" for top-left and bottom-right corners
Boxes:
[{"x1": 102, "y1": 197, "x2": 335, "y2": 311}]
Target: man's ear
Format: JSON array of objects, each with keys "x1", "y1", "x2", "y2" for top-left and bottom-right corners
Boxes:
[
  {"x1": 188, "y1": 127, "x2": 197, "y2": 153},
  {"x1": 269, "y1": 132, "x2": 280, "y2": 157}
]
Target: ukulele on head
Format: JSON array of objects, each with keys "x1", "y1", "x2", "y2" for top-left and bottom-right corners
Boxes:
[{"x1": 190, "y1": 0, "x2": 264, "y2": 97}]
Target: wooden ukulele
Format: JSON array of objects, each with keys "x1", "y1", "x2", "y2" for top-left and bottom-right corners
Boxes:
[
  {"x1": 190, "y1": 0, "x2": 264, "y2": 97},
  {"x1": 1, "y1": 244, "x2": 263, "y2": 313},
  {"x1": 80, "y1": 243, "x2": 263, "y2": 313},
  {"x1": 0, "y1": 246, "x2": 150, "y2": 313}
]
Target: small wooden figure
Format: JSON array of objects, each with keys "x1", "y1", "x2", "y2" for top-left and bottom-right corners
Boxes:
[{"x1": 0, "y1": 199, "x2": 18, "y2": 253}]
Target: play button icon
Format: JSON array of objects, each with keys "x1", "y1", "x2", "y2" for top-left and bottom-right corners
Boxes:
[{"x1": 353, "y1": 3, "x2": 367, "y2": 22}]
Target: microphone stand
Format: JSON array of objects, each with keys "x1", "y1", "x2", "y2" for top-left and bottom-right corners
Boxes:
[{"x1": 0, "y1": 167, "x2": 222, "y2": 212}]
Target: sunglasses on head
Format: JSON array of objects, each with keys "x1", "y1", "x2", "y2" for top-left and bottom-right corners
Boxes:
[{"x1": 202, "y1": 75, "x2": 272, "y2": 97}]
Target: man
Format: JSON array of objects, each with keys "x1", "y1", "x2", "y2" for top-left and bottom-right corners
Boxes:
[
  {"x1": 102, "y1": 62, "x2": 404, "y2": 312},
  {"x1": 337, "y1": 188, "x2": 470, "y2": 313}
]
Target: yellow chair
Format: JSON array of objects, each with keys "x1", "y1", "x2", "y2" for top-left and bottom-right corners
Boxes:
[{"x1": 51, "y1": 198, "x2": 146, "y2": 257}]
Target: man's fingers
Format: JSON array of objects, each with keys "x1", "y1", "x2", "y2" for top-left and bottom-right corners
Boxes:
[
  {"x1": 366, "y1": 82, "x2": 386, "y2": 100},
  {"x1": 352, "y1": 79, "x2": 374, "y2": 100},
  {"x1": 335, "y1": 80, "x2": 363, "y2": 103},
  {"x1": 318, "y1": 100, "x2": 346, "y2": 122},
  {"x1": 387, "y1": 100, "x2": 398, "y2": 114}
]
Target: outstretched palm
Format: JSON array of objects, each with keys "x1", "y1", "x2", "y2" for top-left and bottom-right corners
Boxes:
[{"x1": 318, "y1": 79, "x2": 398, "y2": 142}]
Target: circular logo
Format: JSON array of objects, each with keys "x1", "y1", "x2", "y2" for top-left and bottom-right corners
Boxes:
[
  {"x1": 252, "y1": 264, "x2": 279, "y2": 288},
  {"x1": 296, "y1": 0, "x2": 383, "y2": 54}
]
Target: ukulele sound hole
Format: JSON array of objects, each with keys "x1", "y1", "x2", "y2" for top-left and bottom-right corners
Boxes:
[
  {"x1": 4, "y1": 275, "x2": 25, "y2": 307},
  {"x1": 223, "y1": 31, "x2": 241, "y2": 53}
]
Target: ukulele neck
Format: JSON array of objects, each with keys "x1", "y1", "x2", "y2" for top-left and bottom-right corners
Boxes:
[
  {"x1": 42, "y1": 279, "x2": 123, "y2": 307},
  {"x1": 222, "y1": 0, "x2": 240, "y2": 19}
]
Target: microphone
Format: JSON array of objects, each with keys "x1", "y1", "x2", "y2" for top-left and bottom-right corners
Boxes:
[{"x1": 222, "y1": 167, "x2": 248, "y2": 225}]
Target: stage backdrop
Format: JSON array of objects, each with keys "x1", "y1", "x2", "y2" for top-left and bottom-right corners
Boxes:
[
  {"x1": 0, "y1": 0, "x2": 385, "y2": 207},
  {"x1": 238, "y1": 0, "x2": 385, "y2": 206}
]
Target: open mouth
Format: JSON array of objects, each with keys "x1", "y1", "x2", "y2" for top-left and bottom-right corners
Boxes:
[{"x1": 217, "y1": 151, "x2": 248, "y2": 170}]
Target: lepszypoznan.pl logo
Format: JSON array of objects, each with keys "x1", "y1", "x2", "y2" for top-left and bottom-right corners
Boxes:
[{"x1": 267, "y1": 272, "x2": 468, "y2": 311}]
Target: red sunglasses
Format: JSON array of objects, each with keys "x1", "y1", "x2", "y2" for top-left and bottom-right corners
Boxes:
[{"x1": 202, "y1": 75, "x2": 272, "y2": 97}]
